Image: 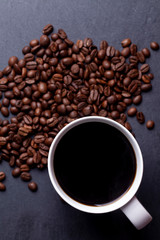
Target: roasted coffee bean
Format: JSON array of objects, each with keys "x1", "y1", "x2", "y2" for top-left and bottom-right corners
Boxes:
[
  {"x1": 62, "y1": 57, "x2": 73, "y2": 66},
  {"x1": 0, "y1": 172, "x2": 5, "y2": 181},
  {"x1": 104, "y1": 70, "x2": 114, "y2": 79},
  {"x1": 0, "y1": 126, "x2": 9, "y2": 135},
  {"x1": 142, "y1": 75, "x2": 151, "y2": 83},
  {"x1": 137, "y1": 51, "x2": 145, "y2": 63},
  {"x1": 39, "y1": 148, "x2": 48, "y2": 157},
  {"x1": 146, "y1": 120, "x2": 154, "y2": 129},
  {"x1": 121, "y1": 47, "x2": 130, "y2": 57},
  {"x1": 26, "y1": 157, "x2": 34, "y2": 166},
  {"x1": 0, "y1": 137, "x2": 7, "y2": 147},
  {"x1": 142, "y1": 48, "x2": 150, "y2": 58},
  {"x1": 133, "y1": 95, "x2": 142, "y2": 105},
  {"x1": 57, "y1": 104, "x2": 66, "y2": 114},
  {"x1": 1, "y1": 107, "x2": 9, "y2": 117},
  {"x1": 34, "y1": 135, "x2": 45, "y2": 143},
  {"x1": 53, "y1": 73, "x2": 63, "y2": 81},
  {"x1": 123, "y1": 98, "x2": 132, "y2": 106},
  {"x1": 82, "y1": 105, "x2": 93, "y2": 115},
  {"x1": 123, "y1": 77, "x2": 131, "y2": 87},
  {"x1": 22, "y1": 46, "x2": 31, "y2": 55},
  {"x1": 28, "y1": 182, "x2": 38, "y2": 192},
  {"x1": 111, "y1": 111, "x2": 120, "y2": 119},
  {"x1": 71, "y1": 64, "x2": 80, "y2": 74},
  {"x1": 122, "y1": 91, "x2": 131, "y2": 98},
  {"x1": 0, "y1": 77, "x2": 8, "y2": 85},
  {"x1": 21, "y1": 172, "x2": 31, "y2": 181},
  {"x1": 26, "y1": 61, "x2": 37, "y2": 70},
  {"x1": 121, "y1": 38, "x2": 131, "y2": 47},
  {"x1": 106, "y1": 46, "x2": 115, "y2": 57},
  {"x1": 127, "y1": 69, "x2": 139, "y2": 79},
  {"x1": 13, "y1": 86, "x2": 21, "y2": 97},
  {"x1": 136, "y1": 112, "x2": 145, "y2": 124},
  {"x1": 12, "y1": 167, "x2": 21, "y2": 177},
  {"x1": 8, "y1": 56, "x2": 18, "y2": 66},
  {"x1": 140, "y1": 64, "x2": 150, "y2": 73},
  {"x1": 128, "y1": 83, "x2": 138, "y2": 94},
  {"x1": 90, "y1": 89, "x2": 98, "y2": 102},
  {"x1": 30, "y1": 39, "x2": 39, "y2": 48},
  {"x1": 18, "y1": 127, "x2": 31, "y2": 136},
  {"x1": 58, "y1": 29, "x2": 67, "y2": 39},
  {"x1": 102, "y1": 60, "x2": 111, "y2": 69},
  {"x1": 3, "y1": 65, "x2": 12, "y2": 75},
  {"x1": 124, "y1": 122, "x2": 132, "y2": 131},
  {"x1": 33, "y1": 152, "x2": 41, "y2": 164},
  {"x1": 129, "y1": 55, "x2": 138, "y2": 64},
  {"x1": 107, "y1": 95, "x2": 117, "y2": 104},
  {"x1": 2, "y1": 98, "x2": 10, "y2": 107},
  {"x1": 148, "y1": 73, "x2": 154, "y2": 80},
  {"x1": 20, "y1": 152, "x2": 28, "y2": 161},
  {"x1": 141, "y1": 84, "x2": 152, "y2": 92},
  {"x1": 20, "y1": 164, "x2": 30, "y2": 172},
  {"x1": 23, "y1": 115, "x2": 32, "y2": 125},
  {"x1": 127, "y1": 107, "x2": 137, "y2": 116},
  {"x1": 9, "y1": 155, "x2": 16, "y2": 167},
  {"x1": 38, "y1": 82, "x2": 48, "y2": 93},
  {"x1": 0, "y1": 182, "x2": 6, "y2": 191},
  {"x1": 100, "y1": 40, "x2": 108, "y2": 50},
  {"x1": 97, "y1": 49, "x2": 105, "y2": 60},
  {"x1": 42, "y1": 24, "x2": 54, "y2": 35},
  {"x1": 120, "y1": 113, "x2": 127, "y2": 122},
  {"x1": 40, "y1": 35, "x2": 50, "y2": 47},
  {"x1": 24, "y1": 53, "x2": 34, "y2": 62},
  {"x1": 150, "y1": 41, "x2": 159, "y2": 50},
  {"x1": 130, "y1": 44, "x2": 137, "y2": 56}
]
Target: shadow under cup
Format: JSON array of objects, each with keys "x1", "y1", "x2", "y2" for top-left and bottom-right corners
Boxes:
[{"x1": 48, "y1": 116, "x2": 143, "y2": 214}]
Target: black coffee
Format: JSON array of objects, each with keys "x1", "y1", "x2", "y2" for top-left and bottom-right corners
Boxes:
[{"x1": 54, "y1": 122, "x2": 136, "y2": 206}]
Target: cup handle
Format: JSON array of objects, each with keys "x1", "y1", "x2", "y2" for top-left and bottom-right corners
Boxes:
[{"x1": 121, "y1": 196, "x2": 152, "y2": 230}]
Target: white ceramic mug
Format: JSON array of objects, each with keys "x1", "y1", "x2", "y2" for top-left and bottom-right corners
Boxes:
[{"x1": 48, "y1": 116, "x2": 152, "y2": 230}]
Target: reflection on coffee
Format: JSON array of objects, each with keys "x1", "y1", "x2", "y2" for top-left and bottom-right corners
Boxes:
[{"x1": 54, "y1": 122, "x2": 136, "y2": 206}]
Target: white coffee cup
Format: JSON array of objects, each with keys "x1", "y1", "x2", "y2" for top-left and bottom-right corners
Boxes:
[{"x1": 48, "y1": 116, "x2": 152, "y2": 230}]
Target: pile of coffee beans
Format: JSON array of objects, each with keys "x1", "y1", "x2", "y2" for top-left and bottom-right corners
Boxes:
[{"x1": 0, "y1": 24, "x2": 158, "y2": 191}]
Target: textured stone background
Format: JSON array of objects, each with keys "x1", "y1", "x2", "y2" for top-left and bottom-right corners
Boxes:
[{"x1": 0, "y1": 0, "x2": 160, "y2": 239}]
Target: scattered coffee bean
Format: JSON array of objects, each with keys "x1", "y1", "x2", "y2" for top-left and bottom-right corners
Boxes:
[
  {"x1": 141, "y1": 84, "x2": 152, "y2": 92},
  {"x1": 0, "y1": 182, "x2": 6, "y2": 191},
  {"x1": 136, "y1": 112, "x2": 145, "y2": 124},
  {"x1": 142, "y1": 48, "x2": 150, "y2": 58},
  {"x1": 127, "y1": 107, "x2": 137, "y2": 117},
  {"x1": 28, "y1": 181, "x2": 38, "y2": 192},
  {"x1": 21, "y1": 172, "x2": 31, "y2": 181},
  {"x1": 12, "y1": 167, "x2": 21, "y2": 177},
  {"x1": 0, "y1": 172, "x2": 5, "y2": 181},
  {"x1": 146, "y1": 120, "x2": 155, "y2": 129},
  {"x1": 121, "y1": 38, "x2": 131, "y2": 47},
  {"x1": 43, "y1": 24, "x2": 54, "y2": 35},
  {"x1": 133, "y1": 95, "x2": 142, "y2": 105},
  {"x1": 150, "y1": 41, "x2": 159, "y2": 50}
]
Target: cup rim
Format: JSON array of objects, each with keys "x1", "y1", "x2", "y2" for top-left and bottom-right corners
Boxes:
[{"x1": 48, "y1": 116, "x2": 143, "y2": 214}]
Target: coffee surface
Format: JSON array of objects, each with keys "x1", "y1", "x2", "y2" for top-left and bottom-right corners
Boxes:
[{"x1": 54, "y1": 122, "x2": 136, "y2": 205}]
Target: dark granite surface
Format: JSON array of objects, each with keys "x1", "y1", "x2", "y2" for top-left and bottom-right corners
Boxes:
[{"x1": 0, "y1": 0, "x2": 160, "y2": 239}]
